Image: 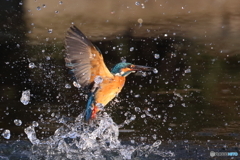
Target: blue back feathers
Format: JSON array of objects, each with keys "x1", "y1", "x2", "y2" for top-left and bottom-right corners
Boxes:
[{"x1": 111, "y1": 62, "x2": 132, "y2": 75}]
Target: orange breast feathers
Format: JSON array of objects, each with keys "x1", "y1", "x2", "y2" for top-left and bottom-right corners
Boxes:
[{"x1": 94, "y1": 76, "x2": 126, "y2": 106}]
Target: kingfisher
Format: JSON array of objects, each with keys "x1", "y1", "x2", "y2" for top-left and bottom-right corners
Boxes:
[{"x1": 65, "y1": 26, "x2": 153, "y2": 121}]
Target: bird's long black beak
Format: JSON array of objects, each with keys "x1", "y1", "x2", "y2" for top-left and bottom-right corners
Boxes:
[{"x1": 130, "y1": 65, "x2": 154, "y2": 71}]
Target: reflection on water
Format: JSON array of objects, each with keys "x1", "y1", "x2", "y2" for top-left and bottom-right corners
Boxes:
[{"x1": 1, "y1": 0, "x2": 240, "y2": 159}]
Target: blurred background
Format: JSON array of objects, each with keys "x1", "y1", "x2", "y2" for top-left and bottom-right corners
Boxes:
[{"x1": 1, "y1": 0, "x2": 240, "y2": 158}]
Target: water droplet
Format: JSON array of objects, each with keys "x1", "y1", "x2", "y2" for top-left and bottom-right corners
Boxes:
[
  {"x1": 184, "y1": 68, "x2": 191, "y2": 73},
  {"x1": 96, "y1": 103, "x2": 104, "y2": 110},
  {"x1": 48, "y1": 29, "x2": 53, "y2": 33},
  {"x1": 157, "y1": 115, "x2": 161, "y2": 118},
  {"x1": 154, "y1": 54, "x2": 160, "y2": 59},
  {"x1": 29, "y1": 62, "x2": 36, "y2": 69},
  {"x1": 134, "y1": 94, "x2": 140, "y2": 98},
  {"x1": 42, "y1": 4, "x2": 46, "y2": 8},
  {"x1": 181, "y1": 103, "x2": 186, "y2": 107},
  {"x1": 130, "y1": 47, "x2": 134, "y2": 52},
  {"x1": 123, "y1": 120, "x2": 131, "y2": 125},
  {"x1": 51, "y1": 113, "x2": 55, "y2": 117},
  {"x1": 1, "y1": 129, "x2": 11, "y2": 139},
  {"x1": 19, "y1": 2, "x2": 23, "y2": 5},
  {"x1": 152, "y1": 134, "x2": 157, "y2": 140},
  {"x1": 59, "y1": 1, "x2": 63, "y2": 4},
  {"x1": 32, "y1": 121, "x2": 39, "y2": 127},
  {"x1": 141, "y1": 114, "x2": 146, "y2": 118},
  {"x1": 14, "y1": 119, "x2": 22, "y2": 126},
  {"x1": 55, "y1": 11, "x2": 59, "y2": 14},
  {"x1": 164, "y1": 34, "x2": 168, "y2": 37},
  {"x1": 141, "y1": 72, "x2": 147, "y2": 77},
  {"x1": 135, "y1": 1, "x2": 140, "y2": 6},
  {"x1": 135, "y1": 107, "x2": 141, "y2": 112},
  {"x1": 36, "y1": 6, "x2": 41, "y2": 11},
  {"x1": 120, "y1": 57, "x2": 126, "y2": 63},
  {"x1": 46, "y1": 56, "x2": 51, "y2": 60},
  {"x1": 73, "y1": 81, "x2": 81, "y2": 88},
  {"x1": 137, "y1": 18, "x2": 143, "y2": 24},
  {"x1": 153, "y1": 68, "x2": 158, "y2": 74},
  {"x1": 94, "y1": 76, "x2": 103, "y2": 84},
  {"x1": 130, "y1": 115, "x2": 136, "y2": 121},
  {"x1": 168, "y1": 104, "x2": 173, "y2": 107},
  {"x1": 176, "y1": 68, "x2": 180, "y2": 71},
  {"x1": 141, "y1": 3, "x2": 145, "y2": 9},
  {"x1": 65, "y1": 83, "x2": 71, "y2": 89},
  {"x1": 20, "y1": 90, "x2": 30, "y2": 105}
]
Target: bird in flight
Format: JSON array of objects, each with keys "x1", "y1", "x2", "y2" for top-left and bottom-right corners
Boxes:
[{"x1": 65, "y1": 26, "x2": 153, "y2": 121}]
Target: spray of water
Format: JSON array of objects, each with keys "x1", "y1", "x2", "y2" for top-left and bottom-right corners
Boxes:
[{"x1": 24, "y1": 111, "x2": 174, "y2": 159}]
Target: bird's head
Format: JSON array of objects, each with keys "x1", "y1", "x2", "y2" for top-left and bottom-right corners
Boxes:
[{"x1": 111, "y1": 62, "x2": 153, "y2": 77}]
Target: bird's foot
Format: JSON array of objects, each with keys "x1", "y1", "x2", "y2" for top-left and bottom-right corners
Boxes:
[{"x1": 91, "y1": 106, "x2": 100, "y2": 119}]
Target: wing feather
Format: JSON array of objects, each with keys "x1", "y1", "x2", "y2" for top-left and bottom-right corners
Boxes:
[{"x1": 65, "y1": 26, "x2": 113, "y2": 88}]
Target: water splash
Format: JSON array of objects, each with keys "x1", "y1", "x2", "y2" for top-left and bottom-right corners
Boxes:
[
  {"x1": 24, "y1": 112, "x2": 174, "y2": 159},
  {"x1": 73, "y1": 81, "x2": 81, "y2": 88},
  {"x1": 20, "y1": 90, "x2": 30, "y2": 105},
  {"x1": 14, "y1": 119, "x2": 22, "y2": 126},
  {"x1": 1, "y1": 129, "x2": 11, "y2": 139},
  {"x1": 94, "y1": 76, "x2": 103, "y2": 84},
  {"x1": 28, "y1": 62, "x2": 36, "y2": 68},
  {"x1": 154, "y1": 53, "x2": 160, "y2": 59},
  {"x1": 153, "y1": 68, "x2": 158, "y2": 74}
]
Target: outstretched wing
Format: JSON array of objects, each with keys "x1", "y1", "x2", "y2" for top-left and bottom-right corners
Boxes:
[{"x1": 65, "y1": 26, "x2": 113, "y2": 88}]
